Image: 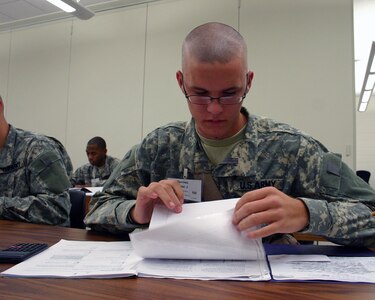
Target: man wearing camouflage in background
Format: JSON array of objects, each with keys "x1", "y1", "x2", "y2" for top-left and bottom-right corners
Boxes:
[
  {"x1": 70, "y1": 136, "x2": 120, "y2": 187},
  {"x1": 85, "y1": 22, "x2": 375, "y2": 247},
  {"x1": 0, "y1": 95, "x2": 72, "y2": 226}
]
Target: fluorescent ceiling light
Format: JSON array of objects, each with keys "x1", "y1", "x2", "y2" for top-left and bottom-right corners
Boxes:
[
  {"x1": 365, "y1": 74, "x2": 375, "y2": 90},
  {"x1": 46, "y1": 0, "x2": 75, "y2": 12},
  {"x1": 46, "y1": 0, "x2": 94, "y2": 20},
  {"x1": 357, "y1": 41, "x2": 375, "y2": 112},
  {"x1": 362, "y1": 90, "x2": 372, "y2": 103},
  {"x1": 359, "y1": 102, "x2": 368, "y2": 112}
]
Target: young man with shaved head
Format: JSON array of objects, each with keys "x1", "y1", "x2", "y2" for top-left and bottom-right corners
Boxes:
[{"x1": 86, "y1": 22, "x2": 375, "y2": 248}]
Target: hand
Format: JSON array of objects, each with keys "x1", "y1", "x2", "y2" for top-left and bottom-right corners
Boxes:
[
  {"x1": 131, "y1": 179, "x2": 184, "y2": 224},
  {"x1": 232, "y1": 187, "x2": 309, "y2": 239}
]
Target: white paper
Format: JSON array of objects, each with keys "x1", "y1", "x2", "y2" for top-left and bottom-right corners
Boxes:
[
  {"x1": 136, "y1": 257, "x2": 271, "y2": 281},
  {"x1": 269, "y1": 254, "x2": 331, "y2": 263},
  {"x1": 130, "y1": 198, "x2": 265, "y2": 261},
  {"x1": 128, "y1": 199, "x2": 270, "y2": 281},
  {"x1": 1, "y1": 240, "x2": 138, "y2": 278},
  {"x1": 83, "y1": 186, "x2": 103, "y2": 196},
  {"x1": 269, "y1": 255, "x2": 375, "y2": 283},
  {"x1": 69, "y1": 186, "x2": 103, "y2": 196}
]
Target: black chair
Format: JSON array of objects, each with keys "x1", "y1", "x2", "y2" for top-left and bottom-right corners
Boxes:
[
  {"x1": 68, "y1": 189, "x2": 86, "y2": 229},
  {"x1": 356, "y1": 170, "x2": 371, "y2": 184}
]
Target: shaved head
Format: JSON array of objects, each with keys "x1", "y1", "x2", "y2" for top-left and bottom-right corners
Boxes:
[{"x1": 182, "y1": 22, "x2": 248, "y2": 71}]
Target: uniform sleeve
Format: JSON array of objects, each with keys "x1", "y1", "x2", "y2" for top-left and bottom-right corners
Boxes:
[
  {"x1": 70, "y1": 166, "x2": 85, "y2": 186},
  {"x1": 84, "y1": 145, "x2": 148, "y2": 233},
  {"x1": 0, "y1": 142, "x2": 71, "y2": 226},
  {"x1": 298, "y1": 151, "x2": 375, "y2": 248}
]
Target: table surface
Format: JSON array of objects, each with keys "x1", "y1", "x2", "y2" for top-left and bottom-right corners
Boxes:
[{"x1": 1, "y1": 220, "x2": 375, "y2": 300}]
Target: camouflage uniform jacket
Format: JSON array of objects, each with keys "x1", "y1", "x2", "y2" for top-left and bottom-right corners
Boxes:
[
  {"x1": 85, "y1": 109, "x2": 375, "y2": 247},
  {"x1": 70, "y1": 155, "x2": 120, "y2": 187},
  {"x1": 0, "y1": 125, "x2": 72, "y2": 226}
]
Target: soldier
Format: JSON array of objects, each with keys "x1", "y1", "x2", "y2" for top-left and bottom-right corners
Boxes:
[
  {"x1": 85, "y1": 22, "x2": 375, "y2": 247},
  {"x1": 70, "y1": 136, "x2": 120, "y2": 187},
  {"x1": 0, "y1": 95, "x2": 72, "y2": 226}
]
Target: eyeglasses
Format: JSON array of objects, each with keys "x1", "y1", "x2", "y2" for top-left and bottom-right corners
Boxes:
[{"x1": 182, "y1": 74, "x2": 248, "y2": 105}]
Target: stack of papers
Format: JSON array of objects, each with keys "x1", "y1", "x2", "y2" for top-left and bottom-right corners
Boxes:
[{"x1": 129, "y1": 198, "x2": 270, "y2": 280}]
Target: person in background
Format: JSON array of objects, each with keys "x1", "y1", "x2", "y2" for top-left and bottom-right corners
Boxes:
[
  {"x1": 71, "y1": 136, "x2": 120, "y2": 187},
  {"x1": 85, "y1": 22, "x2": 375, "y2": 248},
  {"x1": 0, "y1": 95, "x2": 72, "y2": 226}
]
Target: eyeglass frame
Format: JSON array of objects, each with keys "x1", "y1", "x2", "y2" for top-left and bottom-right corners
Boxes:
[{"x1": 181, "y1": 73, "x2": 249, "y2": 105}]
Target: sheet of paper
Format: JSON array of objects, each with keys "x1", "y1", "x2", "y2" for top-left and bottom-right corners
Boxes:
[
  {"x1": 269, "y1": 255, "x2": 375, "y2": 283},
  {"x1": 69, "y1": 187, "x2": 103, "y2": 196},
  {"x1": 149, "y1": 198, "x2": 239, "y2": 228},
  {"x1": 136, "y1": 256, "x2": 271, "y2": 281},
  {"x1": 83, "y1": 186, "x2": 103, "y2": 196},
  {"x1": 130, "y1": 199, "x2": 266, "y2": 261},
  {"x1": 1, "y1": 239, "x2": 138, "y2": 278}
]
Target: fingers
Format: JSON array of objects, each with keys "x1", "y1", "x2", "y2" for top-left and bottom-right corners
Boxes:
[
  {"x1": 232, "y1": 187, "x2": 309, "y2": 239},
  {"x1": 146, "y1": 180, "x2": 184, "y2": 212},
  {"x1": 245, "y1": 222, "x2": 281, "y2": 239},
  {"x1": 233, "y1": 187, "x2": 281, "y2": 226},
  {"x1": 235, "y1": 187, "x2": 276, "y2": 211},
  {"x1": 132, "y1": 179, "x2": 185, "y2": 224}
]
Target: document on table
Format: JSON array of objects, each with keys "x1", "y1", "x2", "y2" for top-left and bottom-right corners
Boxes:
[
  {"x1": 129, "y1": 198, "x2": 271, "y2": 281},
  {"x1": 268, "y1": 254, "x2": 375, "y2": 283},
  {"x1": 1, "y1": 239, "x2": 138, "y2": 278}
]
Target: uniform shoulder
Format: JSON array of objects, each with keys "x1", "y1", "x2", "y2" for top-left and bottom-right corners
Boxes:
[
  {"x1": 14, "y1": 127, "x2": 56, "y2": 151},
  {"x1": 155, "y1": 121, "x2": 187, "y2": 132},
  {"x1": 251, "y1": 115, "x2": 310, "y2": 137},
  {"x1": 106, "y1": 155, "x2": 121, "y2": 166},
  {"x1": 14, "y1": 127, "x2": 73, "y2": 174},
  {"x1": 250, "y1": 115, "x2": 328, "y2": 150},
  {"x1": 144, "y1": 121, "x2": 188, "y2": 140}
]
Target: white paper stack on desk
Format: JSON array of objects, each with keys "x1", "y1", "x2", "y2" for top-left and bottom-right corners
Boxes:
[{"x1": 129, "y1": 198, "x2": 271, "y2": 281}]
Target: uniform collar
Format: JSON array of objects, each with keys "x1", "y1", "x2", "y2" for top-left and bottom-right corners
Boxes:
[{"x1": 179, "y1": 108, "x2": 258, "y2": 178}]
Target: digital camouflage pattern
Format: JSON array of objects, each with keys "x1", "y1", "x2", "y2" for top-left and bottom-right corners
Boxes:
[
  {"x1": 70, "y1": 155, "x2": 120, "y2": 187},
  {"x1": 85, "y1": 108, "x2": 375, "y2": 247},
  {"x1": 0, "y1": 125, "x2": 72, "y2": 226}
]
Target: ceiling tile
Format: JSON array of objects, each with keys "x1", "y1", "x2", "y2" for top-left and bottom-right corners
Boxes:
[{"x1": 0, "y1": 1, "x2": 45, "y2": 20}]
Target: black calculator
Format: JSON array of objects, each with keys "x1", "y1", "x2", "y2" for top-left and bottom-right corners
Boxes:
[{"x1": 0, "y1": 243, "x2": 48, "y2": 263}]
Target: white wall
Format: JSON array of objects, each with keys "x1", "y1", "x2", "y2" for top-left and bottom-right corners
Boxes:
[
  {"x1": 0, "y1": 0, "x2": 355, "y2": 172},
  {"x1": 354, "y1": 0, "x2": 375, "y2": 189},
  {"x1": 356, "y1": 95, "x2": 375, "y2": 188}
]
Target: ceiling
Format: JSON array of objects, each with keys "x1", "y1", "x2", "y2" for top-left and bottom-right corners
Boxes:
[
  {"x1": 0, "y1": 0, "x2": 156, "y2": 29},
  {"x1": 0, "y1": 0, "x2": 374, "y2": 95},
  {"x1": 0, "y1": 0, "x2": 113, "y2": 23}
]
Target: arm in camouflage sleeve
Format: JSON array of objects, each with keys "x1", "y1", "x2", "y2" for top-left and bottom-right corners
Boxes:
[
  {"x1": 299, "y1": 150, "x2": 375, "y2": 248},
  {"x1": 70, "y1": 165, "x2": 86, "y2": 186},
  {"x1": 0, "y1": 142, "x2": 71, "y2": 226},
  {"x1": 84, "y1": 145, "x2": 146, "y2": 233}
]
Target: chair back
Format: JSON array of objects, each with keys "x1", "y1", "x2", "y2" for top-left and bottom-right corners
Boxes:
[
  {"x1": 356, "y1": 170, "x2": 371, "y2": 184},
  {"x1": 69, "y1": 189, "x2": 86, "y2": 228}
]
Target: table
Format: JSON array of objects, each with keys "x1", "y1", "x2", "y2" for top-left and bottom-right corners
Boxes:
[{"x1": 1, "y1": 220, "x2": 375, "y2": 300}]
